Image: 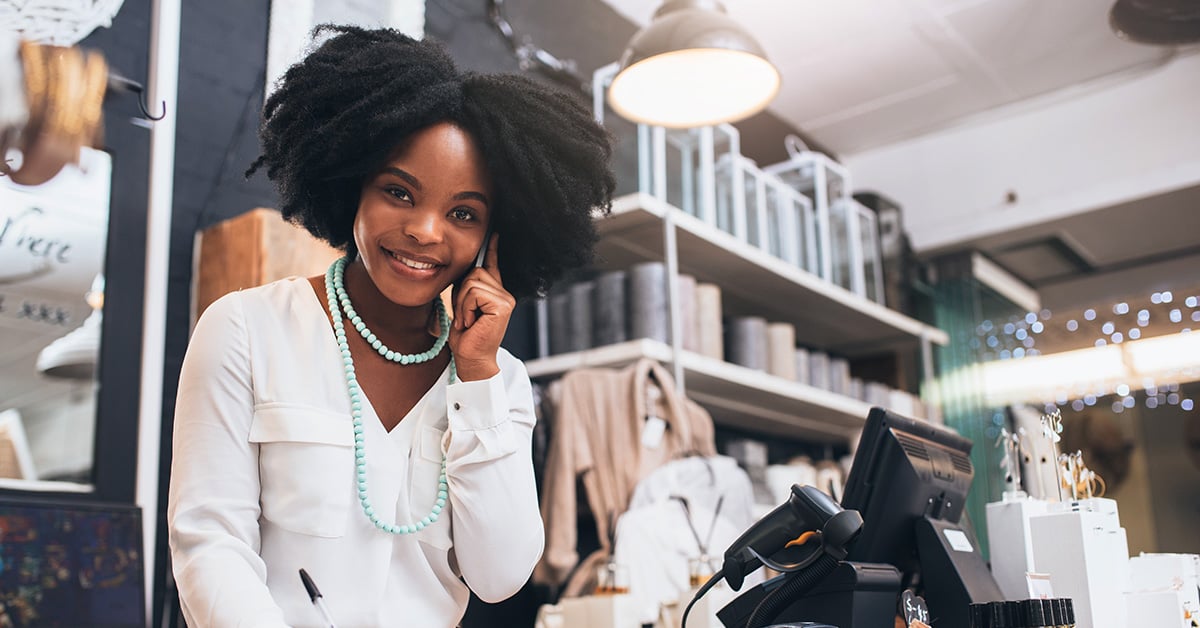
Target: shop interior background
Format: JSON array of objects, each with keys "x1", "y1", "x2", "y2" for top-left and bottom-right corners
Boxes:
[{"x1": 1, "y1": 0, "x2": 1198, "y2": 625}]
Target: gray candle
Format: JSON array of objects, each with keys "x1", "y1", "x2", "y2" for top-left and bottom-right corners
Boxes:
[
  {"x1": 568, "y1": 281, "x2": 595, "y2": 352},
  {"x1": 830, "y1": 357, "x2": 851, "y2": 395},
  {"x1": 629, "y1": 262, "x2": 669, "y2": 343},
  {"x1": 548, "y1": 292, "x2": 571, "y2": 355},
  {"x1": 809, "y1": 351, "x2": 831, "y2": 390},
  {"x1": 593, "y1": 270, "x2": 627, "y2": 346},
  {"x1": 726, "y1": 316, "x2": 768, "y2": 371},
  {"x1": 794, "y1": 348, "x2": 810, "y2": 385}
]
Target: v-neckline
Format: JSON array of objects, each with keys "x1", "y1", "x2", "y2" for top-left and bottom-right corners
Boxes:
[
  {"x1": 359, "y1": 364, "x2": 450, "y2": 436},
  {"x1": 300, "y1": 277, "x2": 451, "y2": 435}
]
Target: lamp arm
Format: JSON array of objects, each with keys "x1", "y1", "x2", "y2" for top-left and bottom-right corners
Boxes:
[{"x1": 485, "y1": 0, "x2": 591, "y2": 94}]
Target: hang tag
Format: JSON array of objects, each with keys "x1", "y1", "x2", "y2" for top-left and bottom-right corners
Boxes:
[
  {"x1": 900, "y1": 590, "x2": 930, "y2": 627},
  {"x1": 1026, "y1": 572, "x2": 1054, "y2": 598},
  {"x1": 642, "y1": 416, "x2": 666, "y2": 450}
]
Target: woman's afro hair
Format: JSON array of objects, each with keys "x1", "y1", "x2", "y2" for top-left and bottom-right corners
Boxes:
[{"x1": 247, "y1": 25, "x2": 615, "y2": 300}]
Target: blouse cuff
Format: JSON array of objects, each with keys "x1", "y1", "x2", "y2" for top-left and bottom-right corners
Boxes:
[{"x1": 446, "y1": 370, "x2": 509, "y2": 432}]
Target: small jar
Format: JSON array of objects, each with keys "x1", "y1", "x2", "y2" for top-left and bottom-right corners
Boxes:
[
  {"x1": 688, "y1": 555, "x2": 719, "y2": 588},
  {"x1": 595, "y1": 561, "x2": 629, "y2": 595}
]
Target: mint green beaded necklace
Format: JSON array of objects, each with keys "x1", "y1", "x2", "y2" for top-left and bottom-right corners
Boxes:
[{"x1": 325, "y1": 256, "x2": 450, "y2": 535}]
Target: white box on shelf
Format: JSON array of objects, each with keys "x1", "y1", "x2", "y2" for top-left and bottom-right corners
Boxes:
[
  {"x1": 985, "y1": 494, "x2": 1050, "y2": 600},
  {"x1": 1129, "y1": 553, "x2": 1199, "y2": 594},
  {"x1": 1029, "y1": 498, "x2": 1130, "y2": 628},
  {"x1": 534, "y1": 594, "x2": 642, "y2": 628},
  {"x1": 1128, "y1": 553, "x2": 1200, "y2": 628},
  {"x1": 1125, "y1": 590, "x2": 1192, "y2": 628}
]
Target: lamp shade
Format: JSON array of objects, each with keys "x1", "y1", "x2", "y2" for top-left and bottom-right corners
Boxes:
[{"x1": 608, "y1": 0, "x2": 780, "y2": 128}]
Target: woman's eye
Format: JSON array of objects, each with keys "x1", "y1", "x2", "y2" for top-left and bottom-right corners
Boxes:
[
  {"x1": 385, "y1": 186, "x2": 413, "y2": 203},
  {"x1": 450, "y1": 208, "x2": 475, "y2": 222}
]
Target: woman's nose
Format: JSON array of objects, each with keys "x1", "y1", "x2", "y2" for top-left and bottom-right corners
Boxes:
[{"x1": 404, "y1": 211, "x2": 443, "y2": 244}]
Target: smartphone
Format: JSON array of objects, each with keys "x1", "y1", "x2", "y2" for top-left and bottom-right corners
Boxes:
[{"x1": 473, "y1": 226, "x2": 492, "y2": 268}]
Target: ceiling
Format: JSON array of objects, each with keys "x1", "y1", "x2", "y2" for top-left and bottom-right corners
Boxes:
[
  {"x1": 600, "y1": 0, "x2": 1180, "y2": 155},
  {"x1": 955, "y1": 182, "x2": 1200, "y2": 304}
]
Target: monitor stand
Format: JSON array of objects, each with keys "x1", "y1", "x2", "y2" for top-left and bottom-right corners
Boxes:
[{"x1": 915, "y1": 516, "x2": 1005, "y2": 627}]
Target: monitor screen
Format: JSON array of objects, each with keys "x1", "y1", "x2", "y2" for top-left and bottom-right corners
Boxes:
[
  {"x1": 0, "y1": 498, "x2": 144, "y2": 627},
  {"x1": 841, "y1": 406, "x2": 975, "y2": 583}
]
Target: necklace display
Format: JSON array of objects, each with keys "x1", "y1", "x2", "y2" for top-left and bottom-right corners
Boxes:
[{"x1": 325, "y1": 256, "x2": 451, "y2": 535}]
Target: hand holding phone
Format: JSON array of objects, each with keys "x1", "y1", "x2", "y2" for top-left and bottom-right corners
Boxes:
[{"x1": 449, "y1": 231, "x2": 512, "y2": 381}]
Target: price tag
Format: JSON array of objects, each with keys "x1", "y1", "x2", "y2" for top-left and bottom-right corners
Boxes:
[
  {"x1": 1026, "y1": 572, "x2": 1055, "y2": 598},
  {"x1": 900, "y1": 590, "x2": 930, "y2": 627},
  {"x1": 642, "y1": 416, "x2": 666, "y2": 449}
]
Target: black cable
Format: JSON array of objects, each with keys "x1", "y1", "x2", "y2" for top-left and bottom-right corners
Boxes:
[
  {"x1": 681, "y1": 568, "x2": 725, "y2": 628},
  {"x1": 744, "y1": 554, "x2": 839, "y2": 628}
]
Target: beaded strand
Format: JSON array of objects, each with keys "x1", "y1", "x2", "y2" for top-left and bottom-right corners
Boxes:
[
  {"x1": 334, "y1": 257, "x2": 450, "y2": 364},
  {"x1": 325, "y1": 257, "x2": 451, "y2": 535}
]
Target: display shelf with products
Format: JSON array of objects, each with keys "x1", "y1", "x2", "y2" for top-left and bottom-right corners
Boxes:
[
  {"x1": 592, "y1": 193, "x2": 948, "y2": 356},
  {"x1": 524, "y1": 338, "x2": 872, "y2": 442},
  {"x1": 528, "y1": 188, "x2": 948, "y2": 441}
]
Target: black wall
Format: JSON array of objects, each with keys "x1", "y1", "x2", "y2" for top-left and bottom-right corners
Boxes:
[{"x1": 156, "y1": 0, "x2": 276, "y2": 621}]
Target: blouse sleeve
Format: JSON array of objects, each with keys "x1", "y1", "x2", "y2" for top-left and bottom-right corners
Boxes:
[
  {"x1": 442, "y1": 352, "x2": 545, "y2": 602},
  {"x1": 167, "y1": 292, "x2": 288, "y2": 627}
]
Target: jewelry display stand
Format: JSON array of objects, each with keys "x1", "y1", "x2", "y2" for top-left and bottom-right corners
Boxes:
[
  {"x1": 985, "y1": 493, "x2": 1049, "y2": 600},
  {"x1": 1029, "y1": 498, "x2": 1130, "y2": 628}
]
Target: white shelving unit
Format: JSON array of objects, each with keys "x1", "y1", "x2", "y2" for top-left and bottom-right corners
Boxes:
[{"x1": 524, "y1": 193, "x2": 948, "y2": 442}]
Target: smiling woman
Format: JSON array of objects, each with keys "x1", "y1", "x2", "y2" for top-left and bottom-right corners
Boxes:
[{"x1": 167, "y1": 24, "x2": 614, "y2": 628}]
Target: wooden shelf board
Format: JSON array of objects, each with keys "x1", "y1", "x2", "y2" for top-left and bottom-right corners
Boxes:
[{"x1": 524, "y1": 339, "x2": 870, "y2": 442}]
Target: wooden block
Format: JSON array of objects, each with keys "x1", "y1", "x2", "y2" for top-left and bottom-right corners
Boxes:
[{"x1": 195, "y1": 208, "x2": 341, "y2": 318}]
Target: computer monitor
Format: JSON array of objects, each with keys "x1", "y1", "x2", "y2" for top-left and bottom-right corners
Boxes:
[
  {"x1": 841, "y1": 407, "x2": 1003, "y2": 626},
  {"x1": 0, "y1": 497, "x2": 144, "y2": 627}
]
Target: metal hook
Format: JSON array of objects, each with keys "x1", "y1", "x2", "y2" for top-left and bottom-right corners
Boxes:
[
  {"x1": 139, "y1": 94, "x2": 167, "y2": 121},
  {"x1": 107, "y1": 73, "x2": 167, "y2": 121}
]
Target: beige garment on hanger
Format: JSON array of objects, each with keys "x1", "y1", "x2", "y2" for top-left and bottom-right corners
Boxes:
[{"x1": 533, "y1": 359, "x2": 716, "y2": 596}]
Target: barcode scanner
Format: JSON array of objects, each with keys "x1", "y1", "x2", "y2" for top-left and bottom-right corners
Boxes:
[
  {"x1": 682, "y1": 485, "x2": 862, "y2": 627},
  {"x1": 721, "y1": 484, "x2": 862, "y2": 591}
]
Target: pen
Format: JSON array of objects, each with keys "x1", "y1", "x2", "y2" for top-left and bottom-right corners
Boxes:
[{"x1": 299, "y1": 568, "x2": 337, "y2": 628}]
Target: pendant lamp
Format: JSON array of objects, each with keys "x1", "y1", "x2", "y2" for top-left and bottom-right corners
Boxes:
[{"x1": 608, "y1": 0, "x2": 780, "y2": 129}]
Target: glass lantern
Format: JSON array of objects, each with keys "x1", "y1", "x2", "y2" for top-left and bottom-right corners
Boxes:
[
  {"x1": 638, "y1": 123, "x2": 744, "y2": 238},
  {"x1": 763, "y1": 152, "x2": 852, "y2": 284}
]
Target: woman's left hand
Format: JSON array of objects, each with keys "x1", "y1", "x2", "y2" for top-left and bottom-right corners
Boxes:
[{"x1": 449, "y1": 233, "x2": 513, "y2": 381}]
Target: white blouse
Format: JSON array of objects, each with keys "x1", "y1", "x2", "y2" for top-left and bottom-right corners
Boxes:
[{"x1": 168, "y1": 277, "x2": 544, "y2": 627}]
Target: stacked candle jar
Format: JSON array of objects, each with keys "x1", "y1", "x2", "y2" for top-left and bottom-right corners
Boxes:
[
  {"x1": 543, "y1": 263, "x2": 932, "y2": 418},
  {"x1": 968, "y1": 599, "x2": 1075, "y2": 627},
  {"x1": 545, "y1": 262, "x2": 725, "y2": 361}
]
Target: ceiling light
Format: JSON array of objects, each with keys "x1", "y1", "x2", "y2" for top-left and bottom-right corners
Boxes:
[
  {"x1": 608, "y1": 0, "x2": 780, "y2": 128},
  {"x1": 1110, "y1": 0, "x2": 1200, "y2": 45}
]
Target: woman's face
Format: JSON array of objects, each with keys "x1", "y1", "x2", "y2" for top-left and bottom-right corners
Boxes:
[{"x1": 354, "y1": 122, "x2": 493, "y2": 307}]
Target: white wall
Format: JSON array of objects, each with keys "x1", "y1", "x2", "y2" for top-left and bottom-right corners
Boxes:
[{"x1": 843, "y1": 53, "x2": 1200, "y2": 253}]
